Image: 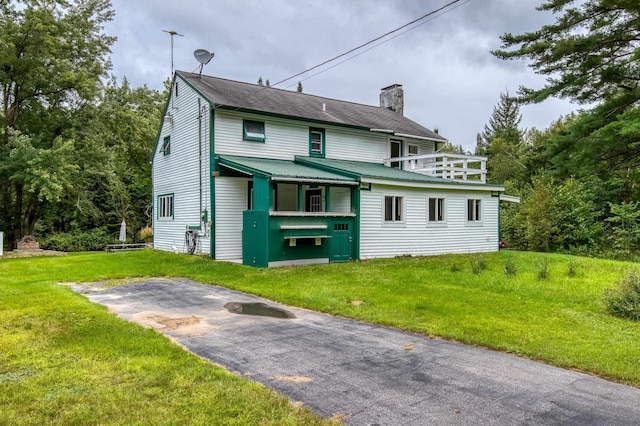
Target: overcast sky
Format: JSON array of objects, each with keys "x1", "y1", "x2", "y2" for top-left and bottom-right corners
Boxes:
[{"x1": 106, "y1": 0, "x2": 578, "y2": 151}]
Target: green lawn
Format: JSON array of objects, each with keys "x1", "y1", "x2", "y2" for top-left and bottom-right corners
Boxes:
[{"x1": 1, "y1": 250, "x2": 639, "y2": 424}]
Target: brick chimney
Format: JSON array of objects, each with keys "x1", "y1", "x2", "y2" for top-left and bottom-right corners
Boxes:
[{"x1": 380, "y1": 84, "x2": 404, "y2": 115}]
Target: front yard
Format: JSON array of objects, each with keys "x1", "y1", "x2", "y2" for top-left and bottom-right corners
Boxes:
[{"x1": 1, "y1": 250, "x2": 638, "y2": 424}]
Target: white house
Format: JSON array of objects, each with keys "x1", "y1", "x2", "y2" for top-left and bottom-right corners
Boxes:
[{"x1": 152, "y1": 71, "x2": 506, "y2": 267}]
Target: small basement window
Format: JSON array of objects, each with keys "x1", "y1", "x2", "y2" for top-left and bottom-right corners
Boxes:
[{"x1": 243, "y1": 120, "x2": 266, "y2": 142}]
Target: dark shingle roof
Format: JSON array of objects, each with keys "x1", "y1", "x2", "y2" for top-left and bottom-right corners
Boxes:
[{"x1": 177, "y1": 71, "x2": 446, "y2": 142}]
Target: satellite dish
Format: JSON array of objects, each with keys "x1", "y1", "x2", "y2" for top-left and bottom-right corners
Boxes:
[{"x1": 194, "y1": 49, "x2": 214, "y2": 65}]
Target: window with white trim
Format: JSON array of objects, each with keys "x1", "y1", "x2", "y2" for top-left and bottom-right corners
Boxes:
[
  {"x1": 384, "y1": 196, "x2": 403, "y2": 222},
  {"x1": 467, "y1": 198, "x2": 482, "y2": 222},
  {"x1": 243, "y1": 120, "x2": 266, "y2": 142},
  {"x1": 158, "y1": 194, "x2": 174, "y2": 220},
  {"x1": 428, "y1": 197, "x2": 445, "y2": 223},
  {"x1": 309, "y1": 127, "x2": 325, "y2": 157},
  {"x1": 408, "y1": 144, "x2": 419, "y2": 156}
]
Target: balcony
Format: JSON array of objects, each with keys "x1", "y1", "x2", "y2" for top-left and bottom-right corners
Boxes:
[{"x1": 383, "y1": 153, "x2": 487, "y2": 183}]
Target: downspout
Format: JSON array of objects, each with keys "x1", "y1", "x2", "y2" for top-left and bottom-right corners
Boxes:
[
  {"x1": 209, "y1": 105, "x2": 216, "y2": 259},
  {"x1": 198, "y1": 98, "x2": 203, "y2": 231}
]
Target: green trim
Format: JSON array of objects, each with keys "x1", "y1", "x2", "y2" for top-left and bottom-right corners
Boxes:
[
  {"x1": 157, "y1": 193, "x2": 174, "y2": 220},
  {"x1": 242, "y1": 119, "x2": 266, "y2": 142},
  {"x1": 209, "y1": 108, "x2": 216, "y2": 259},
  {"x1": 309, "y1": 127, "x2": 325, "y2": 158},
  {"x1": 352, "y1": 186, "x2": 361, "y2": 260},
  {"x1": 161, "y1": 135, "x2": 171, "y2": 155},
  {"x1": 151, "y1": 75, "x2": 175, "y2": 162},
  {"x1": 325, "y1": 185, "x2": 331, "y2": 212},
  {"x1": 187, "y1": 225, "x2": 202, "y2": 230},
  {"x1": 297, "y1": 185, "x2": 303, "y2": 211},
  {"x1": 217, "y1": 156, "x2": 272, "y2": 180}
]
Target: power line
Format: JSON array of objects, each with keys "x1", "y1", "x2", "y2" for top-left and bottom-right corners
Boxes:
[
  {"x1": 271, "y1": 0, "x2": 465, "y2": 88},
  {"x1": 282, "y1": 0, "x2": 472, "y2": 90},
  {"x1": 207, "y1": 0, "x2": 469, "y2": 109}
]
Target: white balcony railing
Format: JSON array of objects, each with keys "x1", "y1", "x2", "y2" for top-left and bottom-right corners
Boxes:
[{"x1": 383, "y1": 153, "x2": 487, "y2": 183}]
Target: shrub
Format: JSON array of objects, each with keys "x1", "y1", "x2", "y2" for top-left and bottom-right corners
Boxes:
[
  {"x1": 537, "y1": 257, "x2": 550, "y2": 281},
  {"x1": 40, "y1": 229, "x2": 116, "y2": 252},
  {"x1": 504, "y1": 258, "x2": 517, "y2": 276},
  {"x1": 470, "y1": 255, "x2": 487, "y2": 275},
  {"x1": 140, "y1": 226, "x2": 153, "y2": 241},
  {"x1": 604, "y1": 270, "x2": 640, "y2": 321},
  {"x1": 449, "y1": 263, "x2": 462, "y2": 273}
]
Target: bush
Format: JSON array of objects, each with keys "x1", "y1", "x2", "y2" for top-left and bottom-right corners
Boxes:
[
  {"x1": 504, "y1": 258, "x2": 517, "y2": 276},
  {"x1": 40, "y1": 229, "x2": 117, "y2": 252},
  {"x1": 604, "y1": 270, "x2": 640, "y2": 321},
  {"x1": 470, "y1": 255, "x2": 487, "y2": 275},
  {"x1": 537, "y1": 257, "x2": 550, "y2": 281}
]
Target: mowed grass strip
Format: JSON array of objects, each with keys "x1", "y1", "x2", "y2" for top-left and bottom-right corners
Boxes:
[
  {"x1": 0, "y1": 253, "x2": 334, "y2": 426},
  {"x1": 1, "y1": 250, "x2": 639, "y2": 424}
]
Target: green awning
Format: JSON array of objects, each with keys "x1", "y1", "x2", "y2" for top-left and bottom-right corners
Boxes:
[{"x1": 217, "y1": 155, "x2": 358, "y2": 185}]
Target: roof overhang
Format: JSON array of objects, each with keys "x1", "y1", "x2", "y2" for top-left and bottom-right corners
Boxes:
[
  {"x1": 361, "y1": 177, "x2": 504, "y2": 192},
  {"x1": 369, "y1": 128, "x2": 447, "y2": 143},
  {"x1": 499, "y1": 194, "x2": 521, "y2": 203},
  {"x1": 217, "y1": 155, "x2": 358, "y2": 185}
]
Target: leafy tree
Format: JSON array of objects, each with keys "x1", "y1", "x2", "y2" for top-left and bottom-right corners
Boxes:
[{"x1": 0, "y1": 0, "x2": 115, "y2": 248}]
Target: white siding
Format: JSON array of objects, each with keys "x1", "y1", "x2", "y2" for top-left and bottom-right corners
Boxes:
[
  {"x1": 214, "y1": 110, "x2": 390, "y2": 162},
  {"x1": 152, "y1": 80, "x2": 211, "y2": 255},
  {"x1": 360, "y1": 185, "x2": 499, "y2": 259},
  {"x1": 215, "y1": 177, "x2": 249, "y2": 260}
]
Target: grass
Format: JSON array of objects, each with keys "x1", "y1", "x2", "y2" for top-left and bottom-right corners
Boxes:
[
  {"x1": 1, "y1": 250, "x2": 640, "y2": 424},
  {"x1": 0, "y1": 252, "x2": 333, "y2": 425}
]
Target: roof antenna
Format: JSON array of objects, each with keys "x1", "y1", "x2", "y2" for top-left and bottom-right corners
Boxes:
[
  {"x1": 162, "y1": 30, "x2": 184, "y2": 78},
  {"x1": 194, "y1": 49, "x2": 215, "y2": 78}
]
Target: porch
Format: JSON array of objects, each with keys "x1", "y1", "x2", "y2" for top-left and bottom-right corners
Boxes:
[{"x1": 383, "y1": 153, "x2": 487, "y2": 183}]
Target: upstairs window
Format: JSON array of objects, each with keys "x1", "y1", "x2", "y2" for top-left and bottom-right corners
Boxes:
[
  {"x1": 428, "y1": 197, "x2": 445, "y2": 223},
  {"x1": 158, "y1": 194, "x2": 174, "y2": 220},
  {"x1": 309, "y1": 128, "x2": 325, "y2": 157},
  {"x1": 384, "y1": 196, "x2": 403, "y2": 222},
  {"x1": 243, "y1": 120, "x2": 266, "y2": 142},
  {"x1": 161, "y1": 135, "x2": 171, "y2": 155},
  {"x1": 467, "y1": 199, "x2": 482, "y2": 222}
]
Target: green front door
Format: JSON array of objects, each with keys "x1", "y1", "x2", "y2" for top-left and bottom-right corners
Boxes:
[{"x1": 330, "y1": 222, "x2": 352, "y2": 262}]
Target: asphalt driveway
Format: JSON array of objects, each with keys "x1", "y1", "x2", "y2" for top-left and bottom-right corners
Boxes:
[{"x1": 68, "y1": 278, "x2": 640, "y2": 425}]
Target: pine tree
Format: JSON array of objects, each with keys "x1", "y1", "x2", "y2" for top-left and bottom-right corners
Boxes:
[
  {"x1": 296, "y1": 81, "x2": 303, "y2": 93},
  {"x1": 257, "y1": 77, "x2": 263, "y2": 86},
  {"x1": 480, "y1": 92, "x2": 526, "y2": 185}
]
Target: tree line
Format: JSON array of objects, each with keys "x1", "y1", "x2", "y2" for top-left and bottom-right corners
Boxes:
[
  {"x1": 1, "y1": 0, "x2": 165, "y2": 250},
  {"x1": 479, "y1": 0, "x2": 640, "y2": 260},
  {"x1": 2, "y1": 0, "x2": 638, "y2": 259}
]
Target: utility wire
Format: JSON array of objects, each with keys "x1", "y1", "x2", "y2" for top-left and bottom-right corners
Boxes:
[
  {"x1": 282, "y1": 0, "x2": 472, "y2": 90},
  {"x1": 270, "y1": 0, "x2": 464, "y2": 88},
  {"x1": 203, "y1": 0, "x2": 469, "y2": 109}
]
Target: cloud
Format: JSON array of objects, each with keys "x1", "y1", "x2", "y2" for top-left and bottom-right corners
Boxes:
[{"x1": 106, "y1": 0, "x2": 577, "y2": 150}]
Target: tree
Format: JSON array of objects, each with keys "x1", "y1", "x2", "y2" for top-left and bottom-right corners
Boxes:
[
  {"x1": 492, "y1": 1, "x2": 640, "y2": 171},
  {"x1": 0, "y1": 0, "x2": 115, "y2": 247},
  {"x1": 478, "y1": 92, "x2": 527, "y2": 185}
]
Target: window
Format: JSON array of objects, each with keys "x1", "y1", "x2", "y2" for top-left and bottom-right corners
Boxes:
[
  {"x1": 384, "y1": 196, "x2": 403, "y2": 222},
  {"x1": 467, "y1": 199, "x2": 482, "y2": 222},
  {"x1": 161, "y1": 135, "x2": 170, "y2": 155},
  {"x1": 408, "y1": 144, "x2": 419, "y2": 156},
  {"x1": 157, "y1": 194, "x2": 174, "y2": 220},
  {"x1": 309, "y1": 128, "x2": 325, "y2": 157},
  {"x1": 428, "y1": 197, "x2": 445, "y2": 223},
  {"x1": 243, "y1": 120, "x2": 265, "y2": 142},
  {"x1": 390, "y1": 139, "x2": 403, "y2": 168}
]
